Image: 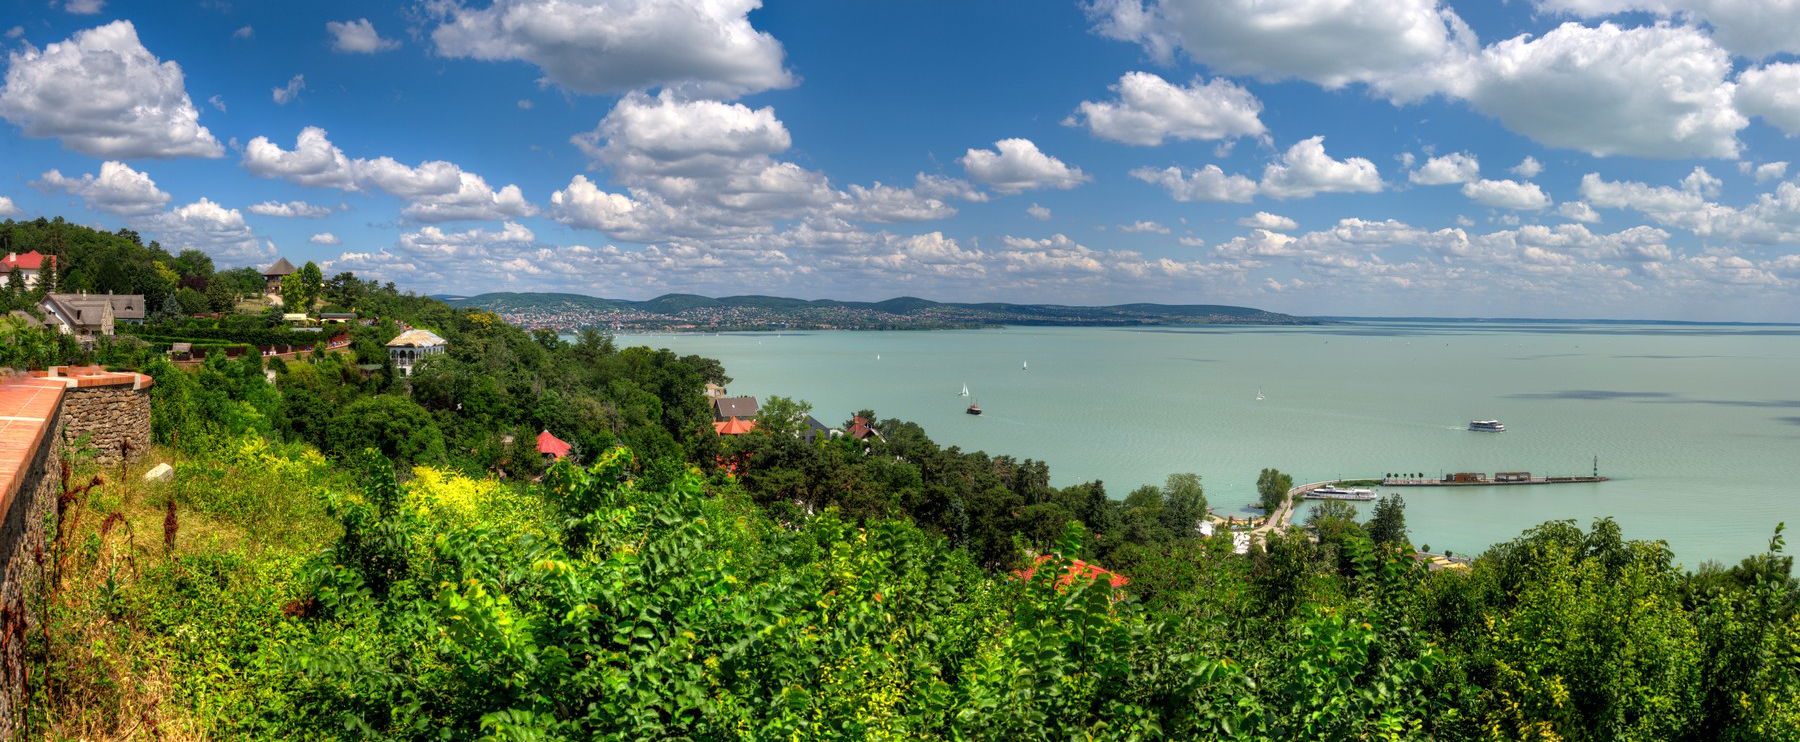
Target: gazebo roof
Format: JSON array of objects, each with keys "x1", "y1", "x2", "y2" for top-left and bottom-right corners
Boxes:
[
  {"x1": 537, "y1": 430, "x2": 571, "y2": 459},
  {"x1": 262, "y1": 257, "x2": 297, "y2": 277},
  {"x1": 713, "y1": 419, "x2": 757, "y2": 435}
]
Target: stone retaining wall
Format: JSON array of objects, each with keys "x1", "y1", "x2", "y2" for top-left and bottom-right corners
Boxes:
[
  {"x1": 59, "y1": 385, "x2": 152, "y2": 466},
  {"x1": 0, "y1": 367, "x2": 152, "y2": 738}
]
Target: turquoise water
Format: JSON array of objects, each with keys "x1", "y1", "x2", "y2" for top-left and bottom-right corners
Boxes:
[{"x1": 613, "y1": 322, "x2": 1800, "y2": 566}]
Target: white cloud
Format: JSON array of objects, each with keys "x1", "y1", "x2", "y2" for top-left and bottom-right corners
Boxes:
[
  {"x1": 272, "y1": 74, "x2": 305, "y2": 105},
  {"x1": 1754, "y1": 162, "x2": 1790, "y2": 183},
  {"x1": 0, "y1": 21, "x2": 224, "y2": 159},
  {"x1": 959, "y1": 138, "x2": 1090, "y2": 194},
  {"x1": 517, "y1": 99, "x2": 532, "y2": 110},
  {"x1": 63, "y1": 0, "x2": 104, "y2": 15},
  {"x1": 1736, "y1": 63, "x2": 1800, "y2": 136},
  {"x1": 1259, "y1": 136, "x2": 1383, "y2": 199},
  {"x1": 1027, "y1": 203, "x2": 1052, "y2": 221},
  {"x1": 327, "y1": 18, "x2": 399, "y2": 54},
  {"x1": 309, "y1": 232, "x2": 341, "y2": 245},
  {"x1": 4, "y1": 27, "x2": 22, "y2": 40},
  {"x1": 1178, "y1": 236, "x2": 1206, "y2": 247},
  {"x1": 1131, "y1": 164, "x2": 1258, "y2": 202},
  {"x1": 1237, "y1": 211, "x2": 1298, "y2": 231},
  {"x1": 427, "y1": 0, "x2": 793, "y2": 98},
  {"x1": 233, "y1": 26, "x2": 253, "y2": 40},
  {"x1": 242, "y1": 126, "x2": 537, "y2": 222},
  {"x1": 207, "y1": 94, "x2": 226, "y2": 113},
  {"x1": 1534, "y1": 0, "x2": 1800, "y2": 58},
  {"x1": 913, "y1": 174, "x2": 990, "y2": 203},
  {"x1": 1511, "y1": 156, "x2": 1544, "y2": 178},
  {"x1": 0, "y1": 196, "x2": 19, "y2": 217},
  {"x1": 1464, "y1": 22, "x2": 1744, "y2": 159},
  {"x1": 1119, "y1": 220, "x2": 1171, "y2": 234},
  {"x1": 1558, "y1": 200, "x2": 1602, "y2": 223},
  {"x1": 136, "y1": 198, "x2": 271, "y2": 263},
  {"x1": 1066, "y1": 71, "x2": 1266, "y2": 146},
  {"x1": 1086, "y1": 0, "x2": 1475, "y2": 99},
  {"x1": 1579, "y1": 167, "x2": 1800, "y2": 244},
  {"x1": 246, "y1": 200, "x2": 333, "y2": 218},
  {"x1": 1462, "y1": 178, "x2": 1551, "y2": 210},
  {"x1": 33, "y1": 161, "x2": 171, "y2": 215},
  {"x1": 1409, "y1": 152, "x2": 1480, "y2": 185}
]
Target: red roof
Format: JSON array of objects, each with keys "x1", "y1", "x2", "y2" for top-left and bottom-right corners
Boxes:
[
  {"x1": 1, "y1": 251, "x2": 52, "y2": 271},
  {"x1": 848, "y1": 415, "x2": 878, "y2": 440},
  {"x1": 713, "y1": 419, "x2": 757, "y2": 435},
  {"x1": 536, "y1": 430, "x2": 571, "y2": 459},
  {"x1": 1013, "y1": 554, "x2": 1129, "y2": 590}
]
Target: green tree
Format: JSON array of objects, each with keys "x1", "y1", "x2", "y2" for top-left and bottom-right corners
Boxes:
[
  {"x1": 174, "y1": 286, "x2": 209, "y2": 316},
  {"x1": 279, "y1": 273, "x2": 305, "y2": 310},
  {"x1": 172, "y1": 248, "x2": 214, "y2": 279},
  {"x1": 326, "y1": 395, "x2": 447, "y2": 465},
  {"x1": 205, "y1": 278, "x2": 238, "y2": 312},
  {"x1": 299, "y1": 261, "x2": 323, "y2": 308},
  {"x1": 1367, "y1": 493, "x2": 1408, "y2": 547},
  {"x1": 1161, "y1": 472, "x2": 1207, "y2": 538},
  {"x1": 1257, "y1": 467, "x2": 1292, "y2": 513}
]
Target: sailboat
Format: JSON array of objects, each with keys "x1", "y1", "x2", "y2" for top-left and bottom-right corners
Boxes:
[
  {"x1": 1255, "y1": 388, "x2": 1265, "y2": 401},
  {"x1": 876, "y1": 354, "x2": 881, "y2": 360},
  {"x1": 960, "y1": 383, "x2": 969, "y2": 397},
  {"x1": 1021, "y1": 361, "x2": 1029, "y2": 371}
]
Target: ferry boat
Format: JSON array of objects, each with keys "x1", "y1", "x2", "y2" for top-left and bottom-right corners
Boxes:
[
  {"x1": 1305, "y1": 486, "x2": 1376, "y2": 501},
  {"x1": 1469, "y1": 420, "x2": 1505, "y2": 432}
]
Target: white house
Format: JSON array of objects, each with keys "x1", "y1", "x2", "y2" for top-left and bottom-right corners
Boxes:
[
  {"x1": 385, "y1": 328, "x2": 447, "y2": 376},
  {"x1": 1, "y1": 251, "x2": 53, "y2": 289}
]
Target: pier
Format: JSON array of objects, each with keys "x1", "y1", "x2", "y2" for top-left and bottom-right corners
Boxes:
[{"x1": 1379, "y1": 474, "x2": 1608, "y2": 487}]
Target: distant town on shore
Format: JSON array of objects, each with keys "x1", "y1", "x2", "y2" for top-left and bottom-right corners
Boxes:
[{"x1": 440, "y1": 292, "x2": 1316, "y2": 333}]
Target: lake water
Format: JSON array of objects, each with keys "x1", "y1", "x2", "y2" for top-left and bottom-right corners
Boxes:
[{"x1": 612, "y1": 321, "x2": 1800, "y2": 567}]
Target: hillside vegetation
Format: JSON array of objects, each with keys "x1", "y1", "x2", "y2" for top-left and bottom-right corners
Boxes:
[{"x1": 10, "y1": 219, "x2": 1799, "y2": 741}]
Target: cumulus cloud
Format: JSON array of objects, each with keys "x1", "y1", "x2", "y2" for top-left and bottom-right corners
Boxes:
[
  {"x1": 1463, "y1": 22, "x2": 1744, "y2": 159},
  {"x1": 1027, "y1": 203, "x2": 1051, "y2": 221},
  {"x1": 1736, "y1": 63, "x2": 1800, "y2": 136},
  {"x1": 327, "y1": 18, "x2": 399, "y2": 53},
  {"x1": 1410, "y1": 152, "x2": 1480, "y2": 185},
  {"x1": 1534, "y1": 0, "x2": 1800, "y2": 58},
  {"x1": 1558, "y1": 200, "x2": 1602, "y2": 223},
  {"x1": 233, "y1": 26, "x2": 254, "y2": 40},
  {"x1": 1462, "y1": 178, "x2": 1552, "y2": 210},
  {"x1": 1130, "y1": 164, "x2": 1258, "y2": 203},
  {"x1": 136, "y1": 198, "x2": 272, "y2": 263},
  {"x1": 0, "y1": 196, "x2": 19, "y2": 217},
  {"x1": 1065, "y1": 71, "x2": 1266, "y2": 146},
  {"x1": 246, "y1": 200, "x2": 334, "y2": 218},
  {"x1": 1090, "y1": 5, "x2": 1752, "y2": 159},
  {"x1": 1119, "y1": 220, "x2": 1171, "y2": 234},
  {"x1": 1259, "y1": 136, "x2": 1383, "y2": 199},
  {"x1": 1237, "y1": 211, "x2": 1298, "y2": 231},
  {"x1": 242, "y1": 126, "x2": 536, "y2": 222},
  {"x1": 0, "y1": 21, "x2": 224, "y2": 158},
  {"x1": 1579, "y1": 166, "x2": 1800, "y2": 243},
  {"x1": 1086, "y1": 0, "x2": 1475, "y2": 99},
  {"x1": 959, "y1": 138, "x2": 1090, "y2": 194},
  {"x1": 33, "y1": 161, "x2": 171, "y2": 215},
  {"x1": 1511, "y1": 156, "x2": 1544, "y2": 178},
  {"x1": 272, "y1": 74, "x2": 305, "y2": 105},
  {"x1": 427, "y1": 0, "x2": 793, "y2": 98},
  {"x1": 63, "y1": 0, "x2": 104, "y2": 15},
  {"x1": 1753, "y1": 162, "x2": 1790, "y2": 183},
  {"x1": 309, "y1": 232, "x2": 341, "y2": 245}
]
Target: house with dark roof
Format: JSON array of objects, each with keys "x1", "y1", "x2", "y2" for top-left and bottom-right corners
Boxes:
[
  {"x1": 712, "y1": 396, "x2": 759, "y2": 421},
  {"x1": 800, "y1": 415, "x2": 836, "y2": 445},
  {"x1": 262, "y1": 257, "x2": 297, "y2": 294},
  {"x1": 38, "y1": 293, "x2": 145, "y2": 342},
  {"x1": 1, "y1": 251, "x2": 54, "y2": 289}
]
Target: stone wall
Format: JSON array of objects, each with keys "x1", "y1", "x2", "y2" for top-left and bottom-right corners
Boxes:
[
  {"x1": 0, "y1": 399, "x2": 62, "y2": 739},
  {"x1": 0, "y1": 369, "x2": 151, "y2": 738},
  {"x1": 59, "y1": 385, "x2": 152, "y2": 466}
]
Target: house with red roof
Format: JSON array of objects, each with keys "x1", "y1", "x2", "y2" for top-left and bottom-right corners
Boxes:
[
  {"x1": 1013, "y1": 554, "x2": 1130, "y2": 591},
  {"x1": 537, "y1": 430, "x2": 571, "y2": 461},
  {"x1": 1, "y1": 251, "x2": 54, "y2": 290}
]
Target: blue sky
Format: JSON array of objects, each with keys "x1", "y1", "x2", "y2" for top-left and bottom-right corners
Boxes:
[{"x1": 4, "y1": 0, "x2": 1800, "y2": 320}]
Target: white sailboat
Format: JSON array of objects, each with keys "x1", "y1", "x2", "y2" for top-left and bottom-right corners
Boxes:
[
  {"x1": 1255, "y1": 388, "x2": 1265, "y2": 401},
  {"x1": 960, "y1": 383, "x2": 969, "y2": 397},
  {"x1": 1022, "y1": 361, "x2": 1029, "y2": 371}
]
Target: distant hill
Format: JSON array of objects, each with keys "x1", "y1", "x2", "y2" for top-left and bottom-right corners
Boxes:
[{"x1": 443, "y1": 292, "x2": 1314, "y2": 332}]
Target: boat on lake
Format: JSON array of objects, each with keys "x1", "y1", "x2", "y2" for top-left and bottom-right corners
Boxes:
[
  {"x1": 1255, "y1": 387, "x2": 1265, "y2": 401},
  {"x1": 960, "y1": 383, "x2": 969, "y2": 397},
  {"x1": 1469, "y1": 420, "x2": 1505, "y2": 432},
  {"x1": 1022, "y1": 361, "x2": 1029, "y2": 371},
  {"x1": 1305, "y1": 486, "x2": 1377, "y2": 501},
  {"x1": 966, "y1": 402, "x2": 983, "y2": 415}
]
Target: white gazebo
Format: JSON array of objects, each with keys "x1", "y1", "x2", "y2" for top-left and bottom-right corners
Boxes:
[{"x1": 385, "y1": 329, "x2": 447, "y2": 376}]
